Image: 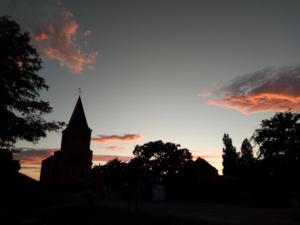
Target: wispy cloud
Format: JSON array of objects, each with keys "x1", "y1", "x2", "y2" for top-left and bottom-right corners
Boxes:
[
  {"x1": 200, "y1": 66, "x2": 300, "y2": 114},
  {"x1": 32, "y1": 2, "x2": 97, "y2": 73},
  {"x1": 96, "y1": 145, "x2": 127, "y2": 151},
  {"x1": 14, "y1": 148, "x2": 57, "y2": 165},
  {"x1": 1, "y1": 0, "x2": 97, "y2": 73},
  {"x1": 92, "y1": 134, "x2": 143, "y2": 143},
  {"x1": 93, "y1": 154, "x2": 133, "y2": 162},
  {"x1": 198, "y1": 90, "x2": 212, "y2": 97},
  {"x1": 13, "y1": 148, "x2": 133, "y2": 165},
  {"x1": 190, "y1": 150, "x2": 220, "y2": 160}
]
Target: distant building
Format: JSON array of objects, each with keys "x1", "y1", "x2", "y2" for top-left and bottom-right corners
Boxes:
[{"x1": 40, "y1": 97, "x2": 92, "y2": 186}]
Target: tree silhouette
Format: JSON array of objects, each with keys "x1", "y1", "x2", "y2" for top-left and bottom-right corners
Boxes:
[
  {"x1": 240, "y1": 139, "x2": 253, "y2": 161},
  {"x1": 132, "y1": 140, "x2": 192, "y2": 180},
  {"x1": 240, "y1": 139, "x2": 254, "y2": 164},
  {"x1": 90, "y1": 141, "x2": 220, "y2": 201},
  {"x1": 0, "y1": 149, "x2": 20, "y2": 176},
  {"x1": 0, "y1": 16, "x2": 64, "y2": 149},
  {"x1": 101, "y1": 158, "x2": 128, "y2": 189},
  {"x1": 91, "y1": 159, "x2": 130, "y2": 194},
  {"x1": 222, "y1": 133, "x2": 239, "y2": 176},
  {"x1": 253, "y1": 111, "x2": 300, "y2": 178},
  {"x1": 238, "y1": 138, "x2": 255, "y2": 177}
]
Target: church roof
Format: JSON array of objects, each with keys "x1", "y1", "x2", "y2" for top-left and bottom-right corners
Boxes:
[{"x1": 67, "y1": 97, "x2": 91, "y2": 130}]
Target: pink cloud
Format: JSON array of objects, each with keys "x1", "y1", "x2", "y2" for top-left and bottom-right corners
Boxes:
[
  {"x1": 14, "y1": 148, "x2": 133, "y2": 165},
  {"x1": 32, "y1": 3, "x2": 97, "y2": 73},
  {"x1": 93, "y1": 154, "x2": 133, "y2": 162},
  {"x1": 208, "y1": 93, "x2": 300, "y2": 114},
  {"x1": 96, "y1": 145, "x2": 127, "y2": 151},
  {"x1": 192, "y1": 154, "x2": 221, "y2": 160},
  {"x1": 33, "y1": 32, "x2": 48, "y2": 41},
  {"x1": 92, "y1": 134, "x2": 143, "y2": 143},
  {"x1": 14, "y1": 148, "x2": 57, "y2": 165},
  {"x1": 201, "y1": 66, "x2": 300, "y2": 114},
  {"x1": 198, "y1": 90, "x2": 212, "y2": 97},
  {"x1": 190, "y1": 150, "x2": 220, "y2": 160}
]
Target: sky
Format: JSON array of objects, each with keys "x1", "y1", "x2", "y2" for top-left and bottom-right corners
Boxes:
[{"x1": 1, "y1": 0, "x2": 300, "y2": 180}]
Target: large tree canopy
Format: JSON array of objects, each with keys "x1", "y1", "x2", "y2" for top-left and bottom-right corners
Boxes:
[
  {"x1": 0, "y1": 16, "x2": 63, "y2": 148},
  {"x1": 132, "y1": 140, "x2": 193, "y2": 178},
  {"x1": 253, "y1": 111, "x2": 300, "y2": 177},
  {"x1": 253, "y1": 112, "x2": 300, "y2": 160}
]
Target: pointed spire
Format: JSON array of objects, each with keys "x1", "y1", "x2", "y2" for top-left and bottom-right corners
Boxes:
[{"x1": 67, "y1": 97, "x2": 91, "y2": 130}]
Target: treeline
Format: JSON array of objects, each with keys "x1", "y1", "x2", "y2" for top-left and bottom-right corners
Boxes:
[
  {"x1": 91, "y1": 111, "x2": 300, "y2": 206},
  {"x1": 91, "y1": 141, "x2": 219, "y2": 201},
  {"x1": 223, "y1": 111, "x2": 300, "y2": 180},
  {"x1": 222, "y1": 111, "x2": 300, "y2": 206}
]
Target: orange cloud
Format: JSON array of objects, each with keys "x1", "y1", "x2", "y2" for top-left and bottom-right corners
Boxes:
[
  {"x1": 96, "y1": 145, "x2": 127, "y2": 151},
  {"x1": 92, "y1": 134, "x2": 142, "y2": 143},
  {"x1": 32, "y1": 3, "x2": 97, "y2": 73},
  {"x1": 93, "y1": 154, "x2": 133, "y2": 162},
  {"x1": 190, "y1": 150, "x2": 220, "y2": 160},
  {"x1": 33, "y1": 32, "x2": 48, "y2": 41},
  {"x1": 201, "y1": 66, "x2": 300, "y2": 114},
  {"x1": 198, "y1": 90, "x2": 212, "y2": 97},
  {"x1": 192, "y1": 155, "x2": 220, "y2": 160},
  {"x1": 14, "y1": 148, "x2": 56, "y2": 165},
  {"x1": 18, "y1": 154, "x2": 134, "y2": 180},
  {"x1": 209, "y1": 93, "x2": 300, "y2": 114},
  {"x1": 13, "y1": 148, "x2": 133, "y2": 167}
]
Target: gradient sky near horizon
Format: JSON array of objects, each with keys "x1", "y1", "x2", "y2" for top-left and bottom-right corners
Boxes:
[{"x1": 2, "y1": 0, "x2": 300, "y2": 180}]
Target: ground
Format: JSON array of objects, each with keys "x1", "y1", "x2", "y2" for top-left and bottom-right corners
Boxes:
[{"x1": 3, "y1": 191, "x2": 299, "y2": 225}]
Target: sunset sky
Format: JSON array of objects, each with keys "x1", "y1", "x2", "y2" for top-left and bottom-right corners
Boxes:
[{"x1": 1, "y1": 0, "x2": 300, "y2": 180}]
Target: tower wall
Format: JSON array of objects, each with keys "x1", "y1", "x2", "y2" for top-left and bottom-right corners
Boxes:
[{"x1": 40, "y1": 97, "x2": 93, "y2": 187}]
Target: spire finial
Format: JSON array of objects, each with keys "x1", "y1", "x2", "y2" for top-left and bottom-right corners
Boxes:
[{"x1": 78, "y1": 88, "x2": 81, "y2": 96}]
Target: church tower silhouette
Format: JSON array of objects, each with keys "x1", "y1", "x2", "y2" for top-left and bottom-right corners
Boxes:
[{"x1": 40, "y1": 97, "x2": 92, "y2": 186}]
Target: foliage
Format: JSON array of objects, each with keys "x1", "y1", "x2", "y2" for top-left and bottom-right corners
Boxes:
[
  {"x1": 0, "y1": 149, "x2": 20, "y2": 176},
  {"x1": 240, "y1": 138, "x2": 254, "y2": 167},
  {"x1": 222, "y1": 136, "x2": 256, "y2": 178},
  {"x1": 240, "y1": 138, "x2": 253, "y2": 161},
  {"x1": 91, "y1": 141, "x2": 219, "y2": 201},
  {"x1": 91, "y1": 159, "x2": 129, "y2": 190},
  {"x1": 132, "y1": 140, "x2": 193, "y2": 179},
  {"x1": 101, "y1": 158, "x2": 128, "y2": 187},
  {"x1": 238, "y1": 138, "x2": 255, "y2": 177},
  {"x1": 222, "y1": 133, "x2": 239, "y2": 176},
  {"x1": 0, "y1": 16, "x2": 64, "y2": 148},
  {"x1": 253, "y1": 112, "x2": 300, "y2": 159},
  {"x1": 94, "y1": 141, "x2": 219, "y2": 191},
  {"x1": 252, "y1": 111, "x2": 300, "y2": 178}
]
